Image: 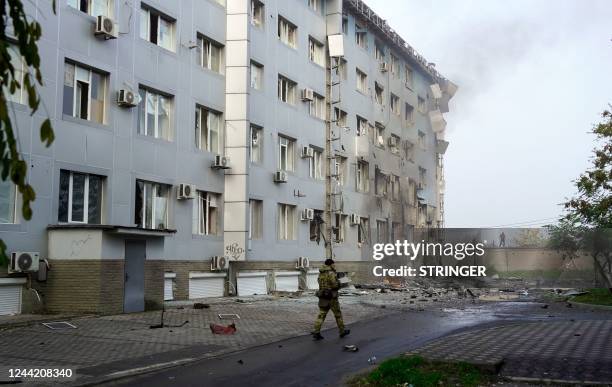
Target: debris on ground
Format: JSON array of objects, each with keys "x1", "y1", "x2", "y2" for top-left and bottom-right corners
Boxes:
[
  {"x1": 561, "y1": 289, "x2": 589, "y2": 297},
  {"x1": 209, "y1": 323, "x2": 237, "y2": 335},
  {"x1": 42, "y1": 322, "x2": 77, "y2": 330},
  {"x1": 343, "y1": 345, "x2": 359, "y2": 352},
  {"x1": 193, "y1": 303, "x2": 210, "y2": 309},
  {"x1": 368, "y1": 356, "x2": 377, "y2": 365},
  {"x1": 218, "y1": 313, "x2": 240, "y2": 320}
]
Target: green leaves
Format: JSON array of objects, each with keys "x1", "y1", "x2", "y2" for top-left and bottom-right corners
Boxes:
[{"x1": 1, "y1": 0, "x2": 57, "y2": 264}]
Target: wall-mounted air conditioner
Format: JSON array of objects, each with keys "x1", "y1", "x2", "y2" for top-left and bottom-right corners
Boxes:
[
  {"x1": 296, "y1": 256, "x2": 310, "y2": 269},
  {"x1": 301, "y1": 88, "x2": 314, "y2": 101},
  {"x1": 210, "y1": 256, "x2": 228, "y2": 271},
  {"x1": 95, "y1": 15, "x2": 117, "y2": 39},
  {"x1": 301, "y1": 208, "x2": 314, "y2": 221},
  {"x1": 274, "y1": 171, "x2": 288, "y2": 183},
  {"x1": 301, "y1": 146, "x2": 314, "y2": 158},
  {"x1": 349, "y1": 214, "x2": 360, "y2": 225},
  {"x1": 117, "y1": 89, "x2": 137, "y2": 107},
  {"x1": 9, "y1": 252, "x2": 40, "y2": 273},
  {"x1": 212, "y1": 155, "x2": 230, "y2": 169},
  {"x1": 177, "y1": 184, "x2": 196, "y2": 200}
]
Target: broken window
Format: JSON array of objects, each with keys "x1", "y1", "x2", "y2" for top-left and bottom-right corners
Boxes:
[
  {"x1": 250, "y1": 61, "x2": 263, "y2": 90},
  {"x1": 308, "y1": 37, "x2": 325, "y2": 66},
  {"x1": 392, "y1": 222, "x2": 402, "y2": 241},
  {"x1": 333, "y1": 213, "x2": 347, "y2": 243},
  {"x1": 390, "y1": 93, "x2": 400, "y2": 116},
  {"x1": 195, "y1": 105, "x2": 222, "y2": 153},
  {"x1": 390, "y1": 54, "x2": 399, "y2": 78},
  {"x1": 67, "y1": 0, "x2": 110, "y2": 17},
  {"x1": 309, "y1": 148, "x2": 323, "y2": 180},
  {"x1": 376, "y1": 220, "x2": 388, "y2": 243},
  {"x1": 138, "y1": 87, "x2": 173, "y2": 140},
  {"x1": 375, "y1": 169, "x2": 388, "y2": 197},
  {"x1": 278, "y1": 75, "x2": 297, "y2": 104},
  {"x1": 357, "y1": 116, "x2": 368, "y2": 136},
  {"x1": 418, "y1": 96, "x2": 426, "y2": 113},
  {"x1": 195, "y1": 191, "x2": 220, "y2": 235},
  {"x1": 63, "y1": 62, "x2": 107, "y2": 124},
  {"x1": 251, "y1": 0, "x2": 264, "y2": 26},
  {"x1": 358, "y1": 217, "x2": 369, "y2": 245},
  {"x1": 140, "y1": 5, "x2": 174, "y2": 51},
  {"x1": 375, "y1": 123, "x2": 385, "y2": 147},
  {"x1": 135, "y1": 180, "x2": 170, "y2": 229},
  {"x1": 405, "y1": 66, "x2": 414, "y2": 88},
  {"x1": 58, "y1": 170, "x2": 103, "y2": 224},
  {"x1": 249, "y1": 199, "x2": 263, "y2": 240},
  {"x1": 374, "y1": 82, "x2": 384, "y2": 105},
  {"x1": 278, "y1": 203, "x2": 296, "y2": 240},
  {"x1": 405, "y1": 103, "x2": 414, "y2": 125},
  {"x1": 356, "y1": 160, "x2": 369, "y2": 192},
  {"x1": 198, "y1": 35, "x2": 223, "y2": 73},
  {"x1": 309, "y1": 209, "x2": 324, "y2": 242},
  {"x1": 356, "y1": 68, "x2": 367, "y2": 93},
  {"x1": 310, "y1": 93, "x2": 325, "y2": 119},
  {"x1": 418, "y1": 130, "x2": 426, "y2": 150},
  {"x1": 278, "y1": 16, "x2": 297, "y2": 48},
  {"x1": 335, "y1": 156, "x2": 347, "y2": 186},
  {"x1": 250, "y1": 125, "x2": 263, "y2": 163},
  {"x1": 355, "y1": 23, "x2": 367, "y2": 49},
  {"x1": 334, "y1": 108, "x2": 347, "y2": 128}
]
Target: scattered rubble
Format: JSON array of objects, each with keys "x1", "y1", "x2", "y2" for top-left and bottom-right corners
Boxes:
[
  {"x1": 209, "y1": 323, "x2": 237, "y2": 335},
  {"x1": 343, "y1": 345, "x2": 359, "y2": 352},
  {"x1": 193, "y1": 303, "x2": 210, "y2": 309}
]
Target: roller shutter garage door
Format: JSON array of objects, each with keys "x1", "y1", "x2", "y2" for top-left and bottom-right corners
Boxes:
[
  {"x1": 0, "y1": 278, "x2": 25, "y2": 316},
  {"x1": 189, "y1": 273, "x2": 226, "y2": 299},
  {"x1": 306, "y1": 269, "x2": 319, "y2": 290},
  {"x1": 164, "y1": 272, "x2": 176, "y2": 301},
  {"x1": 275, "y1": 271, "x2": 300, "y2": 292},
  {"x1": 237, "y1": 272, "x2": 267, "y2": 296}
]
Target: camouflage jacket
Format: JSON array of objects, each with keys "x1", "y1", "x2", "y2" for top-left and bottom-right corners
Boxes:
[{"x1": 317, "y1": 265, "x2": 340, "y2": 298}]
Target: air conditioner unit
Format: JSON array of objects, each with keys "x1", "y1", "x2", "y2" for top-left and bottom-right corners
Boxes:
[
  {"x1": 9, "y1": 252, "x2": 40, "y2": 273},
  {"x1": 212, "y1": 155, "x2": 230, "y2": 169},
  {"x1": 177, "y1": 183, "x2": 196, "y2": 200},
  {"x1": 388, "y1": 136, "x2": 398, "y2": 148},
  {"x1": 210, "y1": 255, "x2": 228, "y2": 271},
  {"x1": 95, "y1": 15, "x2": 117, "y2": 39},
  {"x1": 301, "y1": 208, "x2": 314, "y2": 221},
  {"x1": 301, "y1": 88, "x2": 314, "y2": 101},
  {"x1": 117, "y1": 89, "x2": 137, "y2": 107},
  {"x1": 274, "y1": 170, "x2": 288, "y2": 183},
  {"x1": 301, "y1": 146, "x2": 314, "y2": 158},
  {"x1": 296, "y1": 256, "x2": 310, "y2": 269},
  {"x1": 349, "y1": 214, "x2": 360, "y2": 225},
  {"x1": 380, "y1": 62, "x2": 389, "y2": 72}
]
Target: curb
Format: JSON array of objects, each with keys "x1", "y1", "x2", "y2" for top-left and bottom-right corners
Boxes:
[
  {"x1": 0, "y1": 314, "x2": 93, "y2": 331},
  {"x1": 568, "y1": 301, "x2": 612, "y2": 311},
  {"x1": 507, "y1": 375, "x2": 612, "y2": 385}
]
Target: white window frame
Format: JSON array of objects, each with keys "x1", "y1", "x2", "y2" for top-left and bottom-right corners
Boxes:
[
  {"x1": 309, "y1": 148, "x2": 323, "y2": 180},
  {"x1": 334, "y1": 108, "x2": 347, "y2": 127},
  {"x1": 278, "y1": 75, "x2": 296, "y2": 104},
  {"x1": 251, "y1": 0, "x2": 264, "y2": 27},
  {"x1": 374, "y1": 82, "x2": 384, "y2": 105},
  {"x1": 136, "y1": 180, "x2": 169, "y2": 230},
  {"x1": 278, "y1": 136, "x2": 294, "y2": 171},
  {"x1": 356, "y1": 161, "x2": 369, "y2": 192},
  {"x1": 140, "y1": 6, "x2": 175, "y2": 51},
  {"x1": 355, "y1": 24, "x2": 367, "y2": 49},
  {"x1": 139, "y1": 87, "x2": 172, "y2": 140},
  {"x1": 358, "y1": 217, "x2": 369, "y2": 244},
  {"x1": 278, "y1": 16, "x2": 297, "y2": 48},
  {"x1": 250, "y1": 125, "x2": 263, "y2": 163},
  {"x1": 333, "y1": 213, "x2": 346, "y2": 243},
  {"x1": 250, "y1": 61, "x2": 263, "y2": 90},
  {"x1": 309, "y1": 94, "x2": 325, "y2": 119},
  {"x1": 67, "y1": 0, "x2": 111, "y2": 17},
  {"x1": 278, "y1": 203, "x2": 296, "y2": 240},
  {"x1": 0, "y1": 180, "x2": 17, "y2": 224},
  {"x1": 195, "y1": 191, "x2": 218, "y2": 236},
  {"x1": 356, "y1": 68, "x2": 367, "y2": 93},
  {"x1": 308, "y1": 37, "x2": 324, "y2": 66},
  {"x1": 249, "y1": 199, "x2": 263, "y2": 240},
  {"x1": 195, "y1": 105, "x2": 222, "y2": 153},
  {"x1": 357, "y1": 116, "x2": 368, "y2": 136},
  {"x1": 390, "y1": 94, "x2": 400, "y2": 116},
  {"x1": 6, "y1": 44, "x2": 26, "y2": 104},
  {"x1": 198, "y1": 35, "x2": 223, "y2": 73},
  {"x1": 335, "y1": 156, "x2": 346, "y2": 186},
  {"x1": 405, "y1": 66, "x2": 414, "y2": 88}
]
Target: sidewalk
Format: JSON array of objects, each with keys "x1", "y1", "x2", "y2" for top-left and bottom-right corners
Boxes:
[{"x1": 409, "y1": 319, "x2": 612, "y2": 384}]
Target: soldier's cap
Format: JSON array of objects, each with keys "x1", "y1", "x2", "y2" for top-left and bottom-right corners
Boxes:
[{"x1": 325, "y1": 258, "x2": 335, "y2": 266}]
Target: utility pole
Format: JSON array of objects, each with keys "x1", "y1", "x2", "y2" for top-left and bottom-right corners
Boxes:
[{"x1": 324, "y1": 47, "x2": 333, "y2": 260}]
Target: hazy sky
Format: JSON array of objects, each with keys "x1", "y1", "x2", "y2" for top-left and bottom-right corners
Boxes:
[{"x1": 366, "y1": 0, "x2": 612, "y2": 228}]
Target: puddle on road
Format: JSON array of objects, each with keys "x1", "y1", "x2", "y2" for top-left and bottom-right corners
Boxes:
[{"x1": 442, "y1": 302, "x2": 546, "y2": 323}]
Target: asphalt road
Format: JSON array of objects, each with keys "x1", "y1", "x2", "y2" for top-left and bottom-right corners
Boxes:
[{"x1": 104, "y1": 303, "x2": 532, "y2": 387}]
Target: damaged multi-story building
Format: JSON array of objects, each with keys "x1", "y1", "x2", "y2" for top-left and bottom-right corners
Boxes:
[{"x1": 0, "y1": 0, "x2": 455, "y2": 315}]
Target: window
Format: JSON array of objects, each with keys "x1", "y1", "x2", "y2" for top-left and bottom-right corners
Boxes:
[
  {"x1": 309, "y1": 209, "x2": 323, "y2": 241},
  {"x1": 374, "y1": 82, "x2": 383, "y2": 105},
  {"x1": 356, "y1": 68, "x2": 367, "y2": 93},
  {"x1": 278, "y1": 16, "x2": 297, "y2": 48},
  {"x1": 308, "y1": 37, "x2": 325, "y2": 66},
  {"x1": 376, "y1": 220, "x2": 388, "y2": 243},
  {"x1": 390, "y1": 54, "x2": 399, "y2": 78},
  {"x1": 358, "y1": 217, "x2": 369, "y2": 245},
  {"x1": 309, "y1": 148, "x2": 323, "y2": 180},
  {"x1": 195, "y1": 105, "x2": 222, "y2": 153},
  {"x1": 278, "y1": 203, "x2": 296, "y2": 240},
  {"x1": 405, "y1": 66, "x2": 414, "y2": 88},
  {"x1": 135, "y1": 180, "x2": 169, "y2": 229},
  {"x1": 357, "y1": 116, "x2": 368, "y2": 136},
  {"x1": 356, "y1": 160, "x2": 369, "y2": 192},
  {"x1": 249, "y1": 199, "x2": 263, "y2": 240},
  {"x1": 5, "y1": 44, "x2": 25, "y2": 104},
  {"x1": 308, "y1": 0, "x2": 323, "y2": 14},
  {"x1": 342, "y1": 16, "x2": 348, "y2": 35},
  {"x1": 250, "y1": 61, "x2": 263, "y2": 90},
  {"x1": 390, "y1": 134, "x2": 400, "y2": 154},
  {"x1": 277, "y1": 75, "x2": 297, "y2": 104},
  {"x1": 251, "y1": 0, "x2": 264, "y2": 27},
  {"x1": 375, "y1": 44, "x2": 385, "y2": 63},
  {"x1": 355, "y1": 23, "x2": 367, "y2": 49},
  {"x1": 138, "y1": 87, "x2": 173, "y2": 140},
  {"x1": 418, "y1": 131, "x2": 426, "y2": 150},
  {"x1": 278, "y1": 136, "x2": 295, "y2": 171},
  {"x1": 334, "y1": 108, "x2": 347, "y2": 128},
  {"x1": 250, "y1": 125, "x2": 263, "y2": 163},
  {"x1": 334, "y1": 156, "x2": 347, "y2": 185},
  {"x1": 390, "y1": 175, "x2": 400, "y2": 200},
  {"x1": 333, "y1": 213, "x2": 347, "y2": 243},
  {"x1": 310, "y1": 93, "x2": 325, "y2": 119},
  {"x1": 392, "y1": 222, "x2": 402, "y2": 241},
  {"x1": 63, "y1": 62, "x2": 106, "y2": 124},
  {"x1": 194, "y1": 191, "x2": 219, "y2": 235},
  {"x1": 67, "y1": 0, "x2": 110, "y2": 17},
  {"x1": 390, "y1": 93, "x2": 400, "y2": 115},
  {"x1": 418, "y1": 96, "x2": 426, "y2": 113},
  {"x1": 198, "y1": 35, "x2": 223, "y2": 73},
  {"x1": 405, "y1": 103, "x2": 414, "y2": 125},
  {"x1": 58, "y1": 171, "x2": 103, "y2": 224},
  {"x1": 404, "y1": 141, "x2": 415, "y2": 162},
  {"x1": 337, "y1": 58, "x2": 347, "y2": 80},
  {"x1": 375, "y1": 123, "x2": 385, "y2": 147},
  {"x1": 0, "y1": 180, "x2": 17, "y2": 224},
  {"x1": 375, "y1": 169, "x2": 388, "y2": 197},
  {"x1": 140, "y1": 5, "x2": 174, "y2": 51}
]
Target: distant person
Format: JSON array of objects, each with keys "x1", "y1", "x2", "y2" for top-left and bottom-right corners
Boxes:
[
  {"x1": 312, "y1": 259, "x2": 350, "y2": 340},
  {"x1": 499, "y1": 232, "x2": 506, "y2": 247}
]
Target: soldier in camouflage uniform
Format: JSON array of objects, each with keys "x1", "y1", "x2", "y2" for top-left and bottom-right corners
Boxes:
[{"x1": 312, "y1": 259, "x2": 350, "y2": 340}]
